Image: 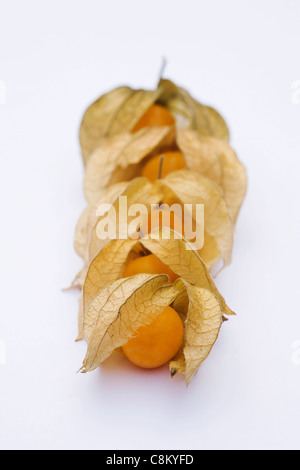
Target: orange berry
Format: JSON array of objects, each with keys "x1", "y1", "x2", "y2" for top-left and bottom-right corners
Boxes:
[
  {"x1": 139, "y1": 207, "x2": 184, "y2": 239},
  {"x1": 122, "y1": 306, "x2": 183, "y2": 369},
  {"x1": 123, "y1": 254, "x2": 179, "y2": 284},
  {"x1": 141, "y1": 151, "x2": 186, "y2": 182},
  {"x1": 132, "y1": 104, "x2": 175, "y2": 133}
]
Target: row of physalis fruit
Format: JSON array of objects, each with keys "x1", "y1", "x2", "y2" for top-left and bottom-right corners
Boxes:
[{"x1": 73, "y1": 83, "x2": 247, "y2": 385}]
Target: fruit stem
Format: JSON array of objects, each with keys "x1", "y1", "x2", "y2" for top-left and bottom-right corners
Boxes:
[
  {"x1": 158, "y1": 57, "x2": 167, "y2": 83},
  {"x1": 158, "y1": 154, "x2": 165, "y2": 180}
]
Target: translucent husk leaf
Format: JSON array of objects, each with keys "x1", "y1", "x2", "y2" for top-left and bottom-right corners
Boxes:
[
  {"x1": 83, "y1": 230, "x2": 234, "y2": 325},
  {"x1": 77, "y1": 296, "x2": 84, "y2": 341},
  {"x1": 158, "y1": 170, "x2": 234, "y2": 268},
  {"x1": 176, "y1": 128, "x2": 223, "y2": 187},
  {"x1": 83, "y1": 172, "x2": 233, "y2": 273},
  {"x1": 80, "y1": 232, "x2": 233, "y2": 382},
  {"x1": 81, "y1": 274, "x2": 185, "y2": 372},
  {"x1": 73, "y1": 176, "x2": 162, "y2": 306},
  {"x1": 158, "y1": 79, "x2": 230, "y2": 142},
  {"x1": 74, "y1": 206, "x2": 92, "y2": 260},
  {"x1": 79, "y1": 79, "x2": 230, "y2": 165},
  {"x1": 82, "y1": 125, "x2": 244, "y2": 229},
  {"x1": 88, "y1": 177, "x2": 163, "y2": 262},
  {"x1": 74, "y1": 182, "x2": 128, "y2": 261},
  {"x1": 68, "y1": 265, "x2": 89, "y2": 292},
  {"x1": 83, "y1": 239, "x2": 138, "y2": 321},
  {"x1": 141, "y1": 230, "x2": 235, "y2": 318},
  {"x1": 209, "y1": 137, "x2": 247, "y2": 224},
  {"x1": 170, "y1": 283, "x2": 223, "y2": 385},
  {"x1": 177, "y1": 130, "x2": 247, "y2": 223},
  {"x1": 84, "y1": 126, "x2": 174, "y2": 205},
  {"x1": 80, "y1": 87, "x2": 161, "y2": 164},
  {"x1": 72, "y1": 182, "x2": 129, "y2": 295}
]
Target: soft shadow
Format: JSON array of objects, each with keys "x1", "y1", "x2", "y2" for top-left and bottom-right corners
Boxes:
[{"x1": 96, "y1": 352, "x2": 186, "y2": 388}]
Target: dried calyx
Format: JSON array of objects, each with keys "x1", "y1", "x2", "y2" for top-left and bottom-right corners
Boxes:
[{"x1": 72, "y1": 78, "x2": 247, "y2": 385}]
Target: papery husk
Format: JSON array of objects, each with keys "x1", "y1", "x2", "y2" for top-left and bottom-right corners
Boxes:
[
  {"x1": 141, "y1": 231, "x2": 234, "y2": 318},
  {"x1": 88, "y1": 177, "x2": 164, "y2": 262},
  {"x1": 82, "y1": 229, "x2": 234, "y2": 326},
  {"x1": 84, "y1": 126, "x2": 174, "y2": 205},
  {"x1": 158, "y1": 79, "x2": 230, "y2": 142},
  {"x1": 78, "y1": 172, "x2": 233, "y2": 289},
  {"x1": 157, "y1": 170, "x2": 234, "y2": 269},
  {"x1": 83, "y1": 125, "x2": 246, "y2": 224},
  {"x1": 74, "y1": 177, "x2": 162, "y2": 292},
  {"x1": 80, "y1": 87, "x2": 161, "y2": 164},
  {"x1": 80, "y1": 230, "x2": 233, "y2": 384},
  {"x1": 81, "y1": 274, "x2": 185, "y2": 372},
  {"x1": 170, "y1": 282, "x2": 223, "y2": 385},
  {"x1": 72, "y1": 182, "x2": 129, "y2": 294},
  {"x1": 79, "y1": 79, "x2": 229, "y2": 164},
  {"x1": 177, "y1": 129, "x2": 247, "y2": 223},
  {"x1": 74, "y1": 182, "x2": 128, "y2": 261}
]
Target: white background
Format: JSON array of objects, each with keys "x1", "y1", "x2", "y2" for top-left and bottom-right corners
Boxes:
[{"x1": 0, "y1": 0, "x2": 300, "y2": 451}]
